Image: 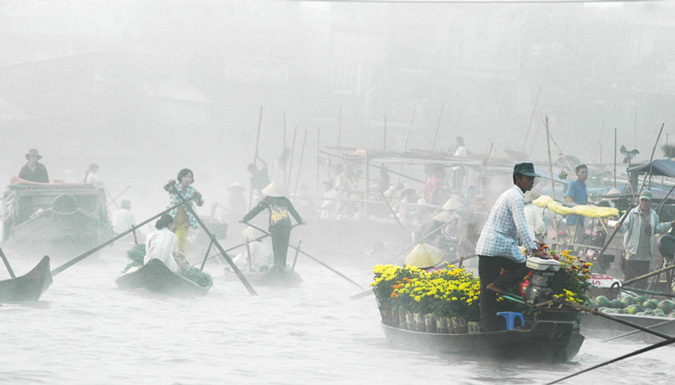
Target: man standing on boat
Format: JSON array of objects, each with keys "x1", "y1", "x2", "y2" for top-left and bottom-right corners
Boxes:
[
  {"x1": 565, "y1": 164, "x2": 589, "y2": 248},
  {"x1": 19, "y1": 149, "x2": 49, "y2": 183},
  {"x1": 615, "y1": 189, "x2": 675, "y2": 289},
  {"x1": 475, "y1": 162, "x2": 541, "y2": 332}
]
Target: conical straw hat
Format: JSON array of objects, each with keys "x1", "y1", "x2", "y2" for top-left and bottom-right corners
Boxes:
[
  {"x1": 433, "y1": 210, "x2": 455, "y2": 223},
  {"x1": 242, "y1": 226, "x2": 263, "y2": 240},
  {"x1": 442, "y1": 194, "x2": 463, "y2": 210},
  {"x1": 262, "y1": 181, "x2": 286, "y2": 197},
  {"x1": 404, "y1": 242, "x2": 444, "y2": 269}
]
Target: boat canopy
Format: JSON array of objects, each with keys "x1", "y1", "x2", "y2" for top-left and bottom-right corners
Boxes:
[{"x1": 627, "y1": 159, "x2": 675, "y2": 178}]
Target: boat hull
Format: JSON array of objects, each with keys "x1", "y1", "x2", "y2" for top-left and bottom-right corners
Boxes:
[
  {"x1": 116, "y1": 259, "x2": 211, "y2": 296},
  {"x1": 222, "y1": 268, "x2": 303, "y2": 287},
  {"x1": 381, "y1": 320, "x2": 584, "y2": 362},
  {"x1": 0, "y1": 256, "x2": 53, "y2": 302},
  {"x1": 580, "y1": 312, "x2": 675, "y2": 344}
]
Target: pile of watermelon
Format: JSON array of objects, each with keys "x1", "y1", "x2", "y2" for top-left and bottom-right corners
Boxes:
[{"x1": 593, "y1": 295, "x2": 675, "y2": 318}]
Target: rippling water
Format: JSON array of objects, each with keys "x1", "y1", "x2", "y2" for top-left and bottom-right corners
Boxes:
[{"x1": 1, "y1": 249, "x2": 673, "y2": 385}]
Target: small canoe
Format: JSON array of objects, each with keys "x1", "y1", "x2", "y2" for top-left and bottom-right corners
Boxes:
[
  {"x1": 116, "y1": 259, "x2": 211, "y2": 296},
  {"x1": 580, "y1": 312, "x2": 675, "y2": 344},
  {"x1": 381, "y1": 320, "x2": 584, "y2": 362},
  {"x1": 223, "y1": 268, "x2": 302, "y2": 287},
  {"x1": 0, "y1": 256, "x2": 53, "y2": 302}
]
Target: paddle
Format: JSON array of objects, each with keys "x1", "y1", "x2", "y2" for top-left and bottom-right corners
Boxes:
[
  {"x1": 603, "y1": 318, "x2": 675, "y2": 342},
  {"x1": 545, "y1": 337, "x2": 675, "y2": 384},
  {"x1": 0, "y1": 248, "x2": 17, "y2": 279},
  {"x1": 51, "y1": 197, "x2": 196, "y2": 276},
  {"x1": 243, "y1": 221, "x2": 365, "y2": 290},
  {"x1": 203, "y1": 223, "x2": 302, "y2": 262},
  {"x1": 169, "y1": 185, "x2": 257, "y2": 296},
  {"x1": 291, "y1": 241, "x2": 301, "y2": 273}
]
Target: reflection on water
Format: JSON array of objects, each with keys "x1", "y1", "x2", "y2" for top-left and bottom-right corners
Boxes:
[{"x1": 0, "y1": 249, "x2": 673, "y2": 385}]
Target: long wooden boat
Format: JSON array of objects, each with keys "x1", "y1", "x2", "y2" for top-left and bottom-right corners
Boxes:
[
  {"x1": 1, "y1": 179, "x2": 113, "y2": 253},
  {"x1": 580, "y1": 312, "x2": 675, "y2": 344},
  {"x1": 222, "y1": 268, "x2": 303, "y2": 287},
  {"x1": 381, "y1": 319, "x2": 584, "y2": 362},
  {"x1": 116, "y1": 259, "x2": 211, "y2": 296},
  {"x1": 0, "y1": 256, "x2": 53, "y2": 302}
]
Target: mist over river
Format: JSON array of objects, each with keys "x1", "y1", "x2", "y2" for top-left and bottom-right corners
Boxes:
[{"x1": 0, "y1": 250, "x2": 672, "y2": 385}]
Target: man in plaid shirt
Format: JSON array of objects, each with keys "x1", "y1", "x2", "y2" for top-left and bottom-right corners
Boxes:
[{"x1": 476, "y1": 162, "x2": 541, "y2": 331}]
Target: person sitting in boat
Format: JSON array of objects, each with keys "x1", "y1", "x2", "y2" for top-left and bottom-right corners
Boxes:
[
  {"x1": 83, "y1": 163, "x2": 102, "y2": 187},
  {"x1": 112, "y1": 200, "x2": 136, "y2": 241},
  {"x1": 413, "y1": 195, "x2": 463, "y2": 255},
  {"x1": 615, "y1": 189, "x2": 675, "y2": 289},
  {"x1": 231, "y1": 226, "x2": 273, "y2": 272},
  {"x1": 144, "y1": 213, "x2": 188, "y2": 273},
  {"x1": 241, "y1": 181, "x2": 304, "y2": 275},
  {"x1": 18, "y1": 149, "x2": 49, "y2": 183},
  {"x1": 475, "y1": 162, "x2": 542, "y2": 332},
  {"x1": 404, "y1": 242, "x2": 445, "y2": 273},
  {"x1": 164, "y1": 168, "x2": 204, "y2": 256}
]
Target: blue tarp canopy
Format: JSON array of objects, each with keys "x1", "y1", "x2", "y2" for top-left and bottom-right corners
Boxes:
[{"x1": 627, "y1": 159, "x2": 675, "y2": 178}]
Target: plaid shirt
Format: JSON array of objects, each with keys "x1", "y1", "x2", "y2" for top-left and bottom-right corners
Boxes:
[{"x1": 476, "y1": 185, "x2": 537, "y2": 263}]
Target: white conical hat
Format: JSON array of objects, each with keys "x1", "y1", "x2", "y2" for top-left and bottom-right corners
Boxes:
[
  {"x1": 242, "y1": 226, "x2": 263, "y2": 240},
  {"x1": 404, "y1": 242, "x2": 444, "y2": 269},
  {"x1": 602, "y1": 187, "x2": 622, "y2": 201},
  {"x1": 261, "y1": 181, "x2": 286, "y2": 197},
  {"x1": 433, "y1": 210, "x2": 455, "y2": 223},
  {"x1": 228, "y1": 182, "x2": 245, "y2": 191},
  {"x1": 442, "y1": 194, "x2": 463, "y2": 210}
]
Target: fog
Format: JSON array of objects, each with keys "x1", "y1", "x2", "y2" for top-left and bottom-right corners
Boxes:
[{"x1": 2, "y1": 0, "x2": 675, "y2": 220}]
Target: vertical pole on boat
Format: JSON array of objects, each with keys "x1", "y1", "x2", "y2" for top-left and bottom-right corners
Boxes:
[
  {"x1": 383, "y1": 113, "x2": 387, "y2": 152},
  {"x1": 283, "y1": 111, "x2": 287, "y2": 189},
  {"x1": 522, "y1": 85, "x2": 542, "y2": 153},
  {"x1": 291, "y1": 240, "x2": 302, "y2": 273},
  {"x1": 286, "y1": 126, "x2": 298, "y2": 189},
  {"x1": 364, "y1": 152, "x2": 370, "y2": 221},
  {"x1": 431, "y1": 104, "x2": 444, "y2": 151},
  {"x1": 614, "y1": 128, "x2": 617, "y2": 188},
  {"x1": 199, "y1": 240, "x2": 214, "y2": 271},
  {"x1": 249, "y1": 106, "x2": 264, "y2": 211},
  {"x1": 245, "y1": 237, "x2": 253, "y2": 273},
  {"x1": 380, "y1": 191, "x2": 406, "y2": 232},
  {"x1": 544, "y1": 116, "x2": 559, "y2": 247},
  {"x1": 396, "y1": 109, "x2": 415, "y2": 185},
  {"x1": 294, "y1": 130, "x2": 308, "y2": 197},
  {"x1": 316, "y1": 128, "x2": 320, "y2": 218},
  {"x1": 170, "y1": 186, "x2": 258, "y2": 296},
  {"x1": 338, "y1": 105, "x2": 342, "y2": 150},
  {"x1": 0, "y1": 248, "x2": 16, "y2": 279}
]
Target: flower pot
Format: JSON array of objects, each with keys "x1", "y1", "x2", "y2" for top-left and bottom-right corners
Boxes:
[
  {"x1": 435, "y1": 317, "x2": 448, "y2": 333},
  {"x1": 467, "y1": 321, "x2": 481, "y2": 335},
  {"x1": 424, "y1": 314, "x2": 436, "y2": 333},
  {"x1": 405, "y1": 312, "x2": 415, "y2": 330},
  {"x1": 399, "y1": 310, "x2": 407, "y2": 329},
  {"x1": 388, "y1": 308, "x2": 399, "y2": 327},
  {"x1": 413, "y1": 312, "x2": 423, "y2": 331},
  {"x1": 450, "y1": 316, "x2": 468, "y2": 334}
]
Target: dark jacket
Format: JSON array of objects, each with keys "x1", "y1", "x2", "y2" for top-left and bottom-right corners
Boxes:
[
  {"x1": 243, "y1": 196, "x2": 302, "y2": 228},
  {"x1": 19, "y1": 163, "x2": 49, "y2": 183}
]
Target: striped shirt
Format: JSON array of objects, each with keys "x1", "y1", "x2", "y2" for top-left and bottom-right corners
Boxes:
[{"x1": 476, "y1": 185, "x2": 537, "y2": 263}]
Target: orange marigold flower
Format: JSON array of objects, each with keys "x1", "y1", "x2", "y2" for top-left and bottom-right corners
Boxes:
[{"x1": 391, "y1": 292, "x2": 398, "y2": 298}]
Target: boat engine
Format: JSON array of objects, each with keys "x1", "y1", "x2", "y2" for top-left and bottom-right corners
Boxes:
[{"x1": 524, "y1": 257, "x2": 562, "y2": 305}]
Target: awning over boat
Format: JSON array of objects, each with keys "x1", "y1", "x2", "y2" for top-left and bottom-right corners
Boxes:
[
  {"x1": 532, "y1": 195, "x2": 619, "y2": 218},
  {"x1": 627, "y1": 159, "x2": 675, "y2": 178}
]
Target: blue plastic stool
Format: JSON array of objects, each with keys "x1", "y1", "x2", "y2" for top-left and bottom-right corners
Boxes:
[{"x1": 496, "y1": 312, "x2": 525, "y2": 330}]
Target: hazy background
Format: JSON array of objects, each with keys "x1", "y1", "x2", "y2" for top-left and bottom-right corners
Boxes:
[{"x1": 2, "y1": 0, "x2": 675, "y2": 220}]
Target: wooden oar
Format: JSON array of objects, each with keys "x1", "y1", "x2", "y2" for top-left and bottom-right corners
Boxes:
[
  {"x1": 170, "y1": 185, "x2": 257, "y2": 296},
  {"x1": 204, "y1": 223, "x2": 301, "y2": 262},
  {"x1": 0, "y1": 248, "x2": 17, "y2": 279},
  {"x1": 199, "y1": 240, "x2": 214, "y2": 271},
  {"x1": 379, "y1": 191, "x2": 406, "y2": 232},
  {"x1": 51, "y1": 197, "x2": 196, "y2": 276},
  {"x1": 243, "y1": 221, "x2": 365, "y2": 290},
  {"x1": 622, "y1": 264, "x2": 675, "y2": 287},
  {"x1": 291, "y1": 240, "x2": 301, "y2": 273},
  {"x1": 545, "y1": 337, "x2": 675, "y2": 384},
  {"x1": 603, "y1": 318, "x2": 675, "y2": 342}
]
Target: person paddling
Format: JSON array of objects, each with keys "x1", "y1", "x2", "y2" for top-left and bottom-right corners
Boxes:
[
  {"x1": 241, "y1": 181, "x2": 304, "y2": 275},
  {"x1": 164, "y1": 168, "x2": 204, "y2": 256}
]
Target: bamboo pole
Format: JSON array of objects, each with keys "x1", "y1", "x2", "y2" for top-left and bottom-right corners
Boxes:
[
  {"x1": 522, "y1": 85, "x2": 542, "y2": 153},
  {"x1": 315, "y1": 129, "x2": 320, "y2": 217},
  {"x1": 338, "y1": 106, "x2": 342, "y2": 149},
  {"x1": 396, "y1": 109, "x2": 415, "y2": 185},
  {"x1": 431, "y1": 104, "x2": 444, "y2": 151},
  {"x1": 294, "y1": 130, "x2": 308, "y2": 196},
  {"x1": 383, "y1": 113, "x2": 387, "y2": 152},
  {"x1": 545, "y1": 117, "x2": 559, "y2": 246},
  {"x1": 614, "y1": 128, "x2": 617, "y2": 188},
  {"x1": 286, "y1": 126, "x2": 298, "y2": 188}
]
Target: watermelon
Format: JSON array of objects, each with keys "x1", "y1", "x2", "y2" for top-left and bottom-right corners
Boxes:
[
  {"x1": 657, "y1": 300, "x2": 675, "y2": 315},
  {"x1": 635, "y1": 295, "x2": 648, "y2": 304},
  {"x1": 643, "y1": 309, "x2": 655, "y2": 316},
  {"x1": 595, "y1": 296, "x2": 611, "y2": 308},
  {"x1": 615, "y1": 309, "x2": 627, "y2": 314},
  {"x1": 610, "y1": 299, "x2": 626, "y2": 309},
  {"x1": 602, "y1": 308, "x2": 616, "y2": 314},
  {"x1": 643, "y1": 299, "x2": 659, "y2": 309},
  {"x1": 621, "y1": 296, "x2": 636, "y2": 306},
  {"x1": 669, "y1": 313, "x2": 675, "y2": 318},
  {"x1": 652, "y1": 309, "x2": 666, "y2": 317},
  {"x1": 625, "y1": 305, "x2": 643, "y2": 315}
]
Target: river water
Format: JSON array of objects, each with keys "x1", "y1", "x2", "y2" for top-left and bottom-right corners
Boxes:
[{"x1": 1, "y1": 249, "x2": 673, "y2": 385}]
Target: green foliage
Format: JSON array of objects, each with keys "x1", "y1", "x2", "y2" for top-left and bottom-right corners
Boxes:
[
  {"x1": 181, "y1": 266, "x2": 213, "y2": 288},
  {"x1": 127, "y1": 244, "x2": 146, "y2": 264}
]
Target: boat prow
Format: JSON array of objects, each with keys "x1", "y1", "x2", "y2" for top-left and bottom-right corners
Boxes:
[
  {"x1": 116, "y1": 259, "x2": 211, "y2": 296},
  {"x1": 0, "y1": 256, "x2": 53, "y2": 302}
]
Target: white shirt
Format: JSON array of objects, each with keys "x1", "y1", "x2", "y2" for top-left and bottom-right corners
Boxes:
[
  {"x1": 112, "y1": 208, "x2": 135, "y2": 234},
  {"x1": 144, "y1": 228, "x2": 179, "y2": 272},
  {"x1": 524, "y1": 203, "x2": 546, "y2": 240},
  {"x1": 454, "y1": 145, "x2": 468, "y2": 157},
  {"x1": 232, "y1": 240, "x2": 271, "y2": 271},
  {"x1": 85, "y1": 172, "x2": 101, "y2": 186}
]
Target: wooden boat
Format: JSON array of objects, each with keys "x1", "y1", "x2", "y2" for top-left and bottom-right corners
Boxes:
[
  {"x1": 381, "y1": 319, "x2": 584, "y2": 362},
  {"x1": 0, "y1": 256, "x2": 53, "y2": 302},
  {"x1": 116, "y1": 259, "x2": 211, "y2": 296},
  {"x1": 1, "y1": 179, "x2": 113, "y2": 253},
  {"x1": 580, "y1": 312, "x2": 675, "y2": 344}
]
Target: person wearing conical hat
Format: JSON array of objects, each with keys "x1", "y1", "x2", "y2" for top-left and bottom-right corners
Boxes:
[
  {"x1": 19, "y1": 148, "x2": 49, "y2": 183},
  {"x1": 231, "y1": 227, "x2": 272, "y2": 272},
  {"x1": 404, "y1": 242, "x2": 445, "y2": 272},
  {"x1": 241, "y1": 181, "x2": 304, "y2": 273},
  {"x1": 412, "y1": 208, "x2": 461, "y2": 255}
]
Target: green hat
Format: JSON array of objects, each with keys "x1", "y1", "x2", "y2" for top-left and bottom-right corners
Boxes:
[
  {"x1": 514, "y1": 162, "x2": 541, "y2": 177},
  {"x1": 640, "y1": 189, "x2": 652, "y2": 201}
]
